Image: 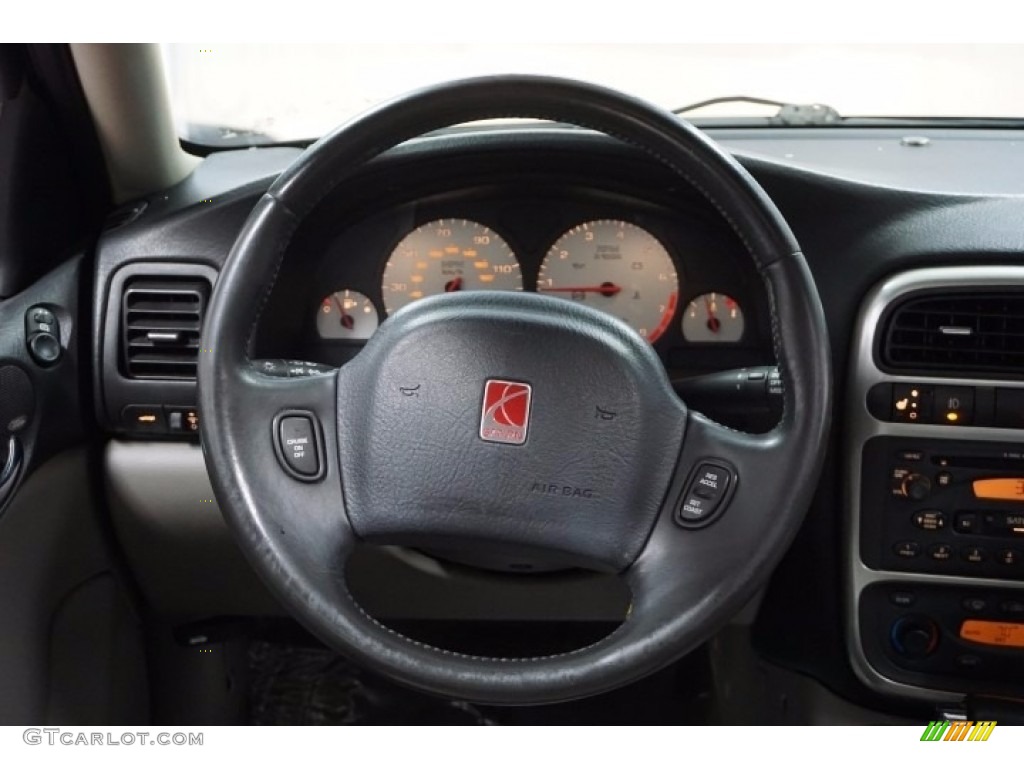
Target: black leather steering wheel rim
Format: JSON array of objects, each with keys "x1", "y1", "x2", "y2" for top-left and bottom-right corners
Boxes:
[{"x1": 198, "y1": 75, "x2": 832, "y2": 705}]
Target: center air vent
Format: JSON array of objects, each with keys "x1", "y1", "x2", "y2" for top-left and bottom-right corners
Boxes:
[
  {"x1": 121, "y1": 277, "x2": 210, "y2": 380},
  {"x1": 882, "y1": 291, "x2": 1024, "y2": 377}
]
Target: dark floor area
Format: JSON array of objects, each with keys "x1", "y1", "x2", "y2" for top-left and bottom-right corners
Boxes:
[{"x1": 240, "y1": 620, "x2": 714, "y2": 725}]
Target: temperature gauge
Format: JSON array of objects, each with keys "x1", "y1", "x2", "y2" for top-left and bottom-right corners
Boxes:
[
  {"x1": 682, "y1": 292, "x2": 745, "y2": 343},
  {"x1": 317, "y1": 290, "x2": 379, "y2": 340}
]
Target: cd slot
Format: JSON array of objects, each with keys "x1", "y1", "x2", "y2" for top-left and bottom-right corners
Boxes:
[{"x1": 932, "y1": 455, "x2": 1024, "y2": 470}]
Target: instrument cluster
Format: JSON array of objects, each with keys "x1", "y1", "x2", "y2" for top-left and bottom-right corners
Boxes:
[{"x1": 313, "y1": 215, "x2": 751, "y2": 351}]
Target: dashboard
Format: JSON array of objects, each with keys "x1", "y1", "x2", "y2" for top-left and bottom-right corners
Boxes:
[{"x1": 87, "y1": 126, "x2": 1024, "y2": 719}]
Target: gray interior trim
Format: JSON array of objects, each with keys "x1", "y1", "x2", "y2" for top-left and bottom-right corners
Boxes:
[
  {"x1": 845, "y1": 266, "x2": 1024, "y2": 702},
  {"x1": 0, "y1": 449, "x2": 141, "y2": 725},
  {"x1": 104, "y1": 440, "x2": 633, "y2": 622},
  {"x1": 69, "y1": 44, "x2": 197, "y2": 202}
]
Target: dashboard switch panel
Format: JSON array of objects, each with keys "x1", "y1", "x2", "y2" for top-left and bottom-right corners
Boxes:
[{"x1": 25, "y1": 304, "x2": 61, "y2": 367}]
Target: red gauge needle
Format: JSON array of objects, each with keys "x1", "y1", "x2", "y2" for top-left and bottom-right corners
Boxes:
[
  {"x1": 444, "y1": 277, "x2": 464, "y2": 292},
  {"x1": 540, "y1": 282, "x2": 622, "y2": 297},
  {"x1": 332, "y1": 294, "x2": 355, "y2": 330},
  {"x1": 703, "y1": 295, "x2": 721, "y2": 333}
]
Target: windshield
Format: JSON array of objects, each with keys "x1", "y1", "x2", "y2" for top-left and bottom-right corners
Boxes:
[{"x1": 161, "y1": 43, "x2": 1024, "y2": 148}]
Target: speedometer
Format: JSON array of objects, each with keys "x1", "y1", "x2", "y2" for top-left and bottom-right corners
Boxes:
[
  {"x1": 381, "y1": 219, "x2": 521, "y2": 314},
  {"x1": 538, "y1": 220, "x2": 679, "y2": 343}
]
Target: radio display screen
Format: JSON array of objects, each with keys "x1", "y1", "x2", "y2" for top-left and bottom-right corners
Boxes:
[{"x1": 960, "y1": 619, "x2": 1024, "y2": 648}]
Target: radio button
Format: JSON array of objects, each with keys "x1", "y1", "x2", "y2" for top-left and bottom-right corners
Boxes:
[
  {"x1": 955, "y1": 654, "x2": 983, "y2": 670},
  {"x1": 936, "y1": 471, "x2": 953, "y2": 488},
  {"x1": 901, "y1": 473, "x2": 932, "y2": 501},
  {"x1": 961, "y1": 546, "x2": 987, "y2": 564},
  {"x1": 954, "y1": 512, "x2": 978, "y2": 534},
  {"x1": 890, "y1": 616, "x2": 939, "y2": 658},
  {"x1": 962, "y1": 597, "x2": 988, "y2": 613},
  {"x1": 893, "y1": 541, "x2": 921, "y2": 558},
  {"x1": 889, "y1": 591, "x2": 917, "y2": 607},
  {"x1": 913, "y1": 510, "x2": 946, "y2": 531},
  {"x1": 997, "y1": 549, "x2": 1020, "y2": 566},
  {"x1": 928, "y1": 543, "x2": 953, "y2": 561},
  {"x1": 999, "y1": 600, "x2": 1024, "y2": 617}
]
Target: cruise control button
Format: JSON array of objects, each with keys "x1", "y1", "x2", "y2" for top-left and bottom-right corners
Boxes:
[
  {"x1": 277, "y1": 415, "x2": 320, "y2": 478},
  {"x1": 676, "y1": 462, "x2": 733, "y2": 526},
  {"x1": 679, "y1": 494, "x2": 708, "y2": 519}
]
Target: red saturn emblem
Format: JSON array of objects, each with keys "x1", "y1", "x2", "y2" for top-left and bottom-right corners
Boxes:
[{"x1": 479, "y1": 379, "x2": 532, "y2": 445}]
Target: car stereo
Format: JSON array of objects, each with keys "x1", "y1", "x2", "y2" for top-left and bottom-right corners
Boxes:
[{"x1": 846, "y1": 266, "x2": 1024, "y2": 703}]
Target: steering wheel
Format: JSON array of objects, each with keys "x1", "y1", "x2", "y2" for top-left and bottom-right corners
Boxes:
[{"x1": 198, "y1": 75, "x2": 831, "y2": 705}]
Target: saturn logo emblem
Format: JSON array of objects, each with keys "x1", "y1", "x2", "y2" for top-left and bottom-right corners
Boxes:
[{"x1": 479, "y1": 379, "x2": 532, "y2": 445}]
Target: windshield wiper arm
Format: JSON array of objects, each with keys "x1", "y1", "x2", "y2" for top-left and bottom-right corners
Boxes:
[{"x1": 673, "y1": 96, "x2": 842, "y2": 126}]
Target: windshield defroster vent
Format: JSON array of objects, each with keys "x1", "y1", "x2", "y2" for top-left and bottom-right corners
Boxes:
[
  {"x1": 121, "y1": 277, "x2": 210, "y2": 380},
  {"x1": 882, "y1": 292, "x2": 1024, "y2": 377}
]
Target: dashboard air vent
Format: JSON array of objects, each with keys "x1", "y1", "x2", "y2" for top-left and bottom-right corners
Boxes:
[
  {"x1": 121, "y1": 277, "x2": 210, "y2": 380},
  {"x1": 882, "y1": 292, "x2": 1024, "y2": 376}
]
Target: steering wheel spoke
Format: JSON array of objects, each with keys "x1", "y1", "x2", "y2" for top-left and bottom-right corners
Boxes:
[
  {"x1": 200, "y1": 359, "x2": 355, "y2": 598},
  {"x1": 626, "y1": 413, "x2": 787, "y2": 632}
]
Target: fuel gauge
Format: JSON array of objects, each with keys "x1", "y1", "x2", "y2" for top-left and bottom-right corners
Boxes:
[
  {"x1": 682, "y1": 292, "x2": 745, "y2": 343},
  {"x1": 317, "y1": 290, "x2": 379, "y2": 340}
]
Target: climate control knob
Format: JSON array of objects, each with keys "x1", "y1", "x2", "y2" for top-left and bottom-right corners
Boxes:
[
  {"x1": 900, "y1": 473, "x2": 932, "y2": 501},
  {"x1": 890, "y1": 615, "x2": 940, "y2": 659}
]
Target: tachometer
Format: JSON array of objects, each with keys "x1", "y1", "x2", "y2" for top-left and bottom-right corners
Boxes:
[
  {"x1": 538, "y1": 220, "x2": 678, "y2": 343},
  {"x1": 382, "y1": 219, "x2": 521, "y2": 314}
]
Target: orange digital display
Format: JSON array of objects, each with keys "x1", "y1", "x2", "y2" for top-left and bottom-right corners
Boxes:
[
  {"x1": 960, "y1": 619, "x2": 1024, "y2": 648},
  {"x1": 972, "y1": 478, "x2": 1024, "y2": 502}
]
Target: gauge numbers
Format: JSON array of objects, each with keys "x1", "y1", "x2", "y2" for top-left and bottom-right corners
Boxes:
[
  {"x1": 682, "y1": 292, "x2": 745, "y2": 342},
  {"x1": 317, "y1": 289, "x2": 379, "y2": 340},
  {"x1": 382, "y1": 219, "x2": 521, "y2": 315},
  {"x1": 538, "y1": 220, "x2": 678, "y2": 343}
]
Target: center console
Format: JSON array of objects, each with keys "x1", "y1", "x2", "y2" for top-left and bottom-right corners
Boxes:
[{"x1": 846, "y1": 267, "x2": 1024, "y2": 701}]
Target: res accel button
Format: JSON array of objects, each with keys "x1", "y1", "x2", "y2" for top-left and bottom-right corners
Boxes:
[
  {"x1": 676, "y1": 461, "x2": 735, "y2": 527},
  {"x1": 275, "y1": 414, "x2": 322, "y2": 480}
]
